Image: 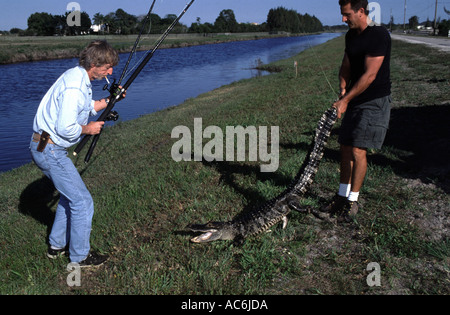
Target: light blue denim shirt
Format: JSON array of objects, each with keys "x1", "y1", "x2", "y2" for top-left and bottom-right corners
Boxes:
[{"x1": 33, "y1": 66, "x2": 97, "y2": 148}]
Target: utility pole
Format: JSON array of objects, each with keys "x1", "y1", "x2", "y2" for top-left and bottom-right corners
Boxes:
[
  {"x1": 403, "y1": 0, "x2": 407, "y2": 32},
  {"x1": 390, "y1": 8, "x2": 393, "y2": 31},
  {"x1": 433, "y1": 0, "x2": 438, "y2": 35}
]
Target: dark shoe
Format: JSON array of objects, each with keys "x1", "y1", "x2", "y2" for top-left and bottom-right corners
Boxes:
[
  {"x1": 320, "y1": 194, "x2": 347, "y2": 215},
  {"x1": 47, "y1": 246, "x2": 67, "y2": 259},
  {"x1": 77, "y1": 252, "x2": 109, "y2": 268},
  {"x1": 338, "y1": 200, "x2": 359, "y2": 223}
]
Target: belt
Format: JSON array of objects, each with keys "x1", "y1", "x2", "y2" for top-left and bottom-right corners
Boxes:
[
  {"x1": 33, "y1": 131, "x2": 55, "y2": 152},
  {"x1": 33, "y1": 132, "x2": 55, "y2": 145}
]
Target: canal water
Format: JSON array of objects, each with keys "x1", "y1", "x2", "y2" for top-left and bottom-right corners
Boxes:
[{"x1": 0, "y1": 33, "x2": 341, "y2": 173}]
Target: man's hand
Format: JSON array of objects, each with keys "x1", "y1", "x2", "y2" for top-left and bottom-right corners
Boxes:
[
  {"x1": 94, "y1": 86, "x2": 127, "y2": 112},
  {"x1": 334, "y1": 54, "x2": 385, "y2": 119},
  {"x1": 332, "y1": 98, "x2": 349, "y2": 119},
  {"x1": 117, "y1": 85, "x2": 127, "y2": 100},
  {"x1": 82, "y1": 121, "x2": 105, "y2": 135}
]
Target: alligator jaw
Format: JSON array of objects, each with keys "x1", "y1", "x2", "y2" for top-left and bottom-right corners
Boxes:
[
  {"x1": 191, "y1": 231, "x2": 214, "y2": 243},
  {"x1": 187, "y1": 222, "x2": 233, "y2": 243}
]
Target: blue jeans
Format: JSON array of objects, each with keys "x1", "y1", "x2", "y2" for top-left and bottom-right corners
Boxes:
[{"x1": 30, "y1": 140, "x2": 94, "y2": 263}]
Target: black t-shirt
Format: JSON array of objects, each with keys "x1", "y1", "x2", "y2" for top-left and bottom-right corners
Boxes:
[{"x1": 345, "y1": 25, "x2": 391, "y2": 105}]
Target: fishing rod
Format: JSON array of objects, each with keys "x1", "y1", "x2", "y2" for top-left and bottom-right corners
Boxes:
[
  {"x1": 73, "y1": 0, "x2": 157, "y2": 160},
  {"x1": 74, "y1": 0, "x2": 195, "y2": 163},
  {"x1": 95, "y1": 0, "x2": 156, "y2": 131},
  {"x1": 117, "y1": 0, "x2": 156, "y2": 87}
]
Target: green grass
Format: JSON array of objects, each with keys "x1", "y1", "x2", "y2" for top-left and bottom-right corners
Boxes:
[{"x1": 0, "y1": 35, "x2": 449, "y2": 295}]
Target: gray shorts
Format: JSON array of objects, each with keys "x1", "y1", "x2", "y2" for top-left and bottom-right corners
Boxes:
[{"x1": 338, "y1": 95, "x2": 391, "y2": 149}]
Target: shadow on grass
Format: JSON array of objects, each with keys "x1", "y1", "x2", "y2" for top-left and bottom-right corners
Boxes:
[
  {"x1": 18, "y1": 176, "x2": 59, "y2": 239},
  {"x1": 199, "y1": 104, "x2": 450, "y2": 208},
  {"x1": 17, "y1": 143, "x2": 106, "y2": 239},
  {"x1": 371, "y1": 104, "x2": 450, "y2": 193},
  {"x1": 201, "y1": 159, "x2": 293, "y2": 213}
]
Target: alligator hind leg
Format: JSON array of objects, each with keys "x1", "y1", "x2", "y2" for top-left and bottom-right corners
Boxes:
[
  {"x1": 286, "y1": 194, "x2": 310, "y2": 214},
  {"x1": 286, "y1": 194, "x2": 328, "y2": 220}
]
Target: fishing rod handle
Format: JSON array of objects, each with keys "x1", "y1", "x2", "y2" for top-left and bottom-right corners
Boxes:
[
  {"x1": 84, "y1": 133, "x2": 100, "y2": 163},
  {"x1": 74, "y1": 92, "x2": 121, "y2": 157},
  {"x1": 73, "y1": 134, "x2": 91, "y2": 156}
]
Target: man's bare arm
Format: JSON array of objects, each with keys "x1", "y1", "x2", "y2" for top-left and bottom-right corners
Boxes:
[
  {"x1": 339, "y1": 53, "x2": 351, "y2": 98},
  {"x1": 333, "y1": 55, "x2": 385, "y2": 118}
]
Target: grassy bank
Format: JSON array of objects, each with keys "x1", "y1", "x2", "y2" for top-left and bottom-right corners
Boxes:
[
  {"x1": 0, "y1": 32, "x2": 298, "y2": 64},
  {"x1": 0, "y1": 35, "x2": 449, "y2": 295}
]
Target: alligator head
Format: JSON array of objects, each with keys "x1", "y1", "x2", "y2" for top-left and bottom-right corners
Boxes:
[{"x1": 186, "y1": 222, "x2": 235, "y2": 243}]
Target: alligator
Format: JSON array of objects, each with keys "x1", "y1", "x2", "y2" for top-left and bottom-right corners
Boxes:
[{"x1": 187, "y1": 107, "x2": 338, "y2": 244}]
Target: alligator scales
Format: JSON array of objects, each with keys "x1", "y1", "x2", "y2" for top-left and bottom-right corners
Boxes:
[{"x1": 187, "y1": 107, "x2": 338, "y2": 243}]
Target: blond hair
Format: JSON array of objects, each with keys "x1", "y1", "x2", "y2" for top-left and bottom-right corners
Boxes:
[{"x1": 79, "y1": 40, "x2": 119, "y2": 70}]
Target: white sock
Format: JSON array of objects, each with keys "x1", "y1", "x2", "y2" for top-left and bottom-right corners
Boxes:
[
  {"x1": 348, "y1": 191, "x2": 360, "y2": 202},
  {"x1": 338, "y1": 183, "x2": 351, "y2": 197}
]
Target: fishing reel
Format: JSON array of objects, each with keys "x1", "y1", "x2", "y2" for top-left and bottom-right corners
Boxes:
[
  {"x1": 103, "y1": 78, "x2": 118, "y2": 93},
  {"x1": 105, "y1": 110, "x2": 119, "y2": 122},
  {"x1": 104, "y1": 78, "x2": 126, "y2": 103}
]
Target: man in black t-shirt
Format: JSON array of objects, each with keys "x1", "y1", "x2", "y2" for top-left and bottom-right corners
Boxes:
[{"x1": 321, "y1": 0, "x2": 392, "y2": 222}]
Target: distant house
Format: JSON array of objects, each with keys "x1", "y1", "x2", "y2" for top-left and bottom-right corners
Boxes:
[
  {"x1": 90, "y1": 24, "x2": 108, "y2": 33},
  {"x1": 416, "y1": 25, "x2": 434, "y2": 35}
]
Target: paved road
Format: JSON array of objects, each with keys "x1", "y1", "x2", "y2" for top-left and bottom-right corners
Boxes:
[{"x1": 391, "y1": 34, "x2": 450, "y2": 52}]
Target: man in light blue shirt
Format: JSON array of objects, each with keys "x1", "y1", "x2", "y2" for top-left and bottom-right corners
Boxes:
[
  {"x1": 32, "y1": 65, "x2": 101, "y2": 148},
  {"x1": 30, "y1": 40, "x2": 123, "y2": 267}
]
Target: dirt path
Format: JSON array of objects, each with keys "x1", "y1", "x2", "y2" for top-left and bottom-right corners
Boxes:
[{"x1": 391, "y1": 33, "x2": 450, "y2": 52}]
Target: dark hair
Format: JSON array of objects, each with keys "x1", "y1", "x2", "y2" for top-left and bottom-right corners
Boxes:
[
  {"x1": 339, "y1": 0, "x2": 369, "y2": 15},
  {"x1": 79, "y1": 40, "x2": 119, "y2": 70}
]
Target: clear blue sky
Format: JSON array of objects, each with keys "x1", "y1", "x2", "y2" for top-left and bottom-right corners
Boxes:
[{"x1": 1, "y1": 0, "x2": 449, "y2": 31}]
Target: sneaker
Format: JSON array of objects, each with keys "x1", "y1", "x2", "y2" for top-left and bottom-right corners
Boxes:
[
  {"x1": 320, "y1": 194, "x2": 347, "y2": 215},
  {"x1": 338, "y1": 200, "x2": 359, "y2": 223},
  {"x1": 77, "y1": 252, "x2": 109, "y2": 268},
  {"x1": 47, "y1": 246, "x2": 67, "y2": 259}
]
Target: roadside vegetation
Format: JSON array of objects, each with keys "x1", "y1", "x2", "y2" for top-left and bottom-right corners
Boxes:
[{"x1": 0, "y1": 35, "x2": 448, "y2": 295}]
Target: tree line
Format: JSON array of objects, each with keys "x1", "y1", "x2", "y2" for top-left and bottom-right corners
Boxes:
[
  {"x1": 6, "y1": 7, "x2": 324, "y2": 36},
  {"x1": 267, "y1": 7, "x2": 323, "y2": 33},
  {"x1": 406, "y1": 15, "x2": 450, "y2": 36}
]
